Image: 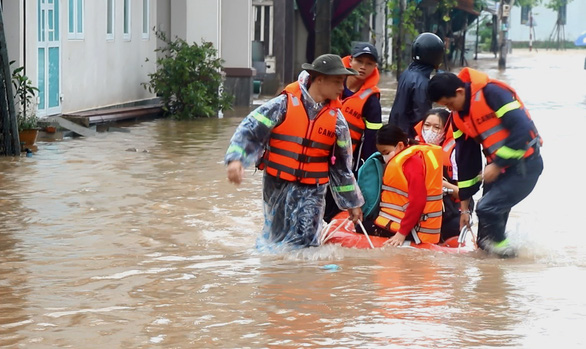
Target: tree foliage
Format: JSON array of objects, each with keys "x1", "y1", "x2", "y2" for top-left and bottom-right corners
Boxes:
[
  {"x1": 143, "y1": 30, "x2": 233, "y2": 119},
  {"x1": 543, "y1": 0, "x2": 573, "y2": 11},
  {"x1": 516, "y1": 0, "x2": 574, "y2": 10},
  {"x1": 331, "y1": 0, "x2": 373, "y2": 57}
]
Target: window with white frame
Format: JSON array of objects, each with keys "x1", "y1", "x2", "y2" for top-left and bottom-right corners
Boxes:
[
  {"x1": 123, "y1": 0, "x2": 131, "y2": 40},
  {"x1": 107, "y1": 0, "x2": 115, "y2": 40},
  {"x1": 252, "y1": 1, "x2": 273, "y2": 57},
  {"x1": 142, "y1": 0, "x2": 149, "y2": 39},
  {"x1": 68, "y1": 0, "x2": 84, "y2": 39}
]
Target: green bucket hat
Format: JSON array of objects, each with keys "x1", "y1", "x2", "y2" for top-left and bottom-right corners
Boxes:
[{"x1": 301, "y1": 54, "x2": 358, "y2": 76}]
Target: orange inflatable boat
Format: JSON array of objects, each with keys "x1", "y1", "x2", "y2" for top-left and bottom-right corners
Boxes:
[{"x1": 320, "y1": 212, "x2": 477, "y2": 254}]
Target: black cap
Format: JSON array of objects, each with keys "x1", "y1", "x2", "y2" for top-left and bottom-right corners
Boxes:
[
  {"x1": 301, "y1": 54, "x2": 358, "y2": 76},
  {"x1": 351, "y1": 42, "x2": 379, "y2": 62}
]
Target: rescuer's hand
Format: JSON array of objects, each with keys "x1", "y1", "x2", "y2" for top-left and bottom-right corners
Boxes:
[
  {"x1": 483, "y1": 163, "x2": 502, "y2": 184},
  {"x1": 347, "y1": 207, "x2": 363, "y2": 223},
  {"x1": 227, "y1": 160, "x2": 244, "y2": 185}
]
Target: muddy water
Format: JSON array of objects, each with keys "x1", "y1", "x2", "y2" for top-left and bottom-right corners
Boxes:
[{"x1": 1, "y1": 49, "x2": 585, "y2": 348}]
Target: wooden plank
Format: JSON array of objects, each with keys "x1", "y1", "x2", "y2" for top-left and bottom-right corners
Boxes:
[
  {"x1": 62, "y1": 104, "x2": 163, "y2": 125},
  {"x1": 50, "y1": 115, "x2": 96, "y2": 137}
]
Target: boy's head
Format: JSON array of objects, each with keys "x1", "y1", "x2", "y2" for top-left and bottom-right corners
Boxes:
[
  {"x1": 351, "y1": 42, "x2": 379, "y2": 62},
  {"x1": 349, "y1": 42, "x2": 378, "y2": 81},
  {"x1": 428, "y1": 73, "x2": 466, "y2": 112}
]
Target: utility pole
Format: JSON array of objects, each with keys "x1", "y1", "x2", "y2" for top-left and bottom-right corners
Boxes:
[
  {"x1": 529, "y1": 9, "x2": 537, "y2": 52},
  {"x1": 394, "y1": 0, "x2": 405, "y2": 80},
  {"x1": 314, "y1": 0, "x2": 332, "y2": 57},
  {"x1": 474, "y1": 17, "x2": 479, "y2": 60},
  {"x1": 498, "y1": 0, "x2": 512, "y2": 69}
]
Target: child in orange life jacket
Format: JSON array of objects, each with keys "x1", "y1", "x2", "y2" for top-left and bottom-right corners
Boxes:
[
  {"x1": 225, "y1": 54, "x2": 364, "y2": 248},
  {"x1": 368, "y1": 124, "x2": 443, "y2": 247},
  {"x1": 428, "y1": 69, "x2": 543, "y2": 257},
  {"x1": 414, "y1": 108, "x2": 474, "y2": 241},
  {"x1": 323, "y1": 42, "x2": 383, "y2": 223}
]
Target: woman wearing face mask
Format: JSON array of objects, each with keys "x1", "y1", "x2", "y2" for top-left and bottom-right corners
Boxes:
[
  {"x1": 414, "y1": 108, "x2": 473, "y2": 241},
  {"x1": 372, "y1": 124, "x2": 444, "y2": 247}
]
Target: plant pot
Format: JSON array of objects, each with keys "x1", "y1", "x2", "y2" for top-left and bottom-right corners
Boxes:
[{"x1": 19, "y1": 129, "x2": 39, "y2": 147}]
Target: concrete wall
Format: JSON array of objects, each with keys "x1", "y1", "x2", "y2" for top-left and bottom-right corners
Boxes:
[
  {"x1": 294, "y1": 12, "x2": 309, "y2": 79},
  {"x1": 170, "y1": 0, "x2": 187, "y2": 40},
  {"x1": 221, "y1": 0, "x2": 253, "y2": 106},
  {"x1": 3, "y1": 1, "x2": 22, "y2": 67},
  {"x1": 221, "y1": 0, "x2": 250, "y2": 69},
  {"x1": 186, "y1": 0, "x2": 220, "y2": 49},
  {"x1": 60, "y1": 0, "x2": 157, "y2": 113}
]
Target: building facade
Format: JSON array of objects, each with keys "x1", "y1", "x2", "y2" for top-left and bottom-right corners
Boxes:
[{"x1": 3, "y1": 0, "x2": 254, "y2": 120}]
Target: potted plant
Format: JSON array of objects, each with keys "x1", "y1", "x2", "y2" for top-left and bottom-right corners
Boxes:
[{"x1": 11, "y1": 63, "x2": 40, "y2": 146}]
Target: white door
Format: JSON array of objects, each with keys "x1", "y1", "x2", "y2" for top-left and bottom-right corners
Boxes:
[{"x1": 37, "y1": 0, "x2": 61, "y2": 116}]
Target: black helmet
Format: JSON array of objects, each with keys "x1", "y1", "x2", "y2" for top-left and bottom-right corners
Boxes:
[{"x1": 412, "y1": 32, "x2": 445, "y2": 68}]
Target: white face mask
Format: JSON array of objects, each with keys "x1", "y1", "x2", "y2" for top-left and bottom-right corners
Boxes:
[
  {"x1": 422, "y1": 129, "x2": 444, "y2": 145},
  {"x1": 382, "y1": 151, "x2": 395, "y2": 164}
]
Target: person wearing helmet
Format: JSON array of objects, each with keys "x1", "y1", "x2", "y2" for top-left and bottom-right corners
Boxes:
[{"x1": 389, "y1": 32, "x2": 445, "y2": 139}]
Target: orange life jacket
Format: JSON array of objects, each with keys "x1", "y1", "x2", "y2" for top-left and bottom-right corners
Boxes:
[
  {"x1": 414, "y1": 120, "x2": 456, "y2": 180},
  {"x1": 340, "y1": 56, "x2": 381, "y2": 151},
  {"x1": 258, "y1": 82, "x2": 339, "y2": 185},
  {"x1": 453, "y1": 68, "x2": 541, "y2": 163},
  {"x1": 374, "y1": 144, "x2": 443, "y2": 244}
]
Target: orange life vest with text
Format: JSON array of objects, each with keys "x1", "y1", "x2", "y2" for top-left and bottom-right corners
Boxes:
[
  {"x1": 453, "y1": 68, "x2": 541, "y2": 163},
  {"x1": 259, "y1": 82, "x2": 339, "y2": 185},
  {"x1": 374, "y1": 144, "x2": 443, "y2": 244},
  {"x1": 340, "y1": 56, "x2": 381, "y2": 151}
]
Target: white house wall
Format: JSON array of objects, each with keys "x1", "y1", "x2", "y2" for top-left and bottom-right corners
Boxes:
[
  {"x1": 221, "y1": 0, "x2": 251, "y2": 69},
  {"x1": 5, "y1": 0, "x2": 256, "y2": 116},
  {"x1": 60, "y1": 0, "x2": 157, "y2": 114},
  {"x1": 186, "y1": 0, "x2": 220, "y2": 51},
  {"x1": 170, "y1": 1, "x2": 187, "y2": 41},
  {"x1": 3, "y1": 1, "x2": 22, "y2": 67}
]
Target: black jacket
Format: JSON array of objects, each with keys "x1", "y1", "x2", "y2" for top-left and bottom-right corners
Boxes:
[{"x1": 389, "y1": 61, "x2": 434, "y2": 138}]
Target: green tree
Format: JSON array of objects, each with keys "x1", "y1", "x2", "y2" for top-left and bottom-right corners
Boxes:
[
  {"x1": 143, "y1": 30, "x2": 233, "y2": 120},
  {"x1": 544, "y1": 0, "x2": 573, "y2": 49},
  {"x1": 331, "y1": 0, "x2": 374, "y2": 57},
  {"x1": 387, "y1": 0, "x2": 421, "y2": 78},
  {"x1": 543, "y1": 0, "x2": 573, "y2": 11},
  {"x1": 516, "y1": 0, "x2": 542, "y2": 7}
]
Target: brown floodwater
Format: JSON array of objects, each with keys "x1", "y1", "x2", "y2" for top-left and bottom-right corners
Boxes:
[{"x1": 1, "y1": 49, "x2": 585, "y2": 348}]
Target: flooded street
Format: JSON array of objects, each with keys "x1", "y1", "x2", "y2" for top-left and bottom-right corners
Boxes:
[{"x1": 1, "y1": 49, "x2": 586, "y2": 348}]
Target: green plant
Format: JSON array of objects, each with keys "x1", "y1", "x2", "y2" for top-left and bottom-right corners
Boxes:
[
  {"x1": 142, "y1": 30, "x2": 233, "y2": 119},
  {"x1": 331, "y1": 1, "x2": 373, "y2": 57},
  {"x1": 388, "y1": 0, "x2": 421, "y2": 76},
  {"x1": 11, "y1": 63, "x2": 39, "y2": 131}
]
